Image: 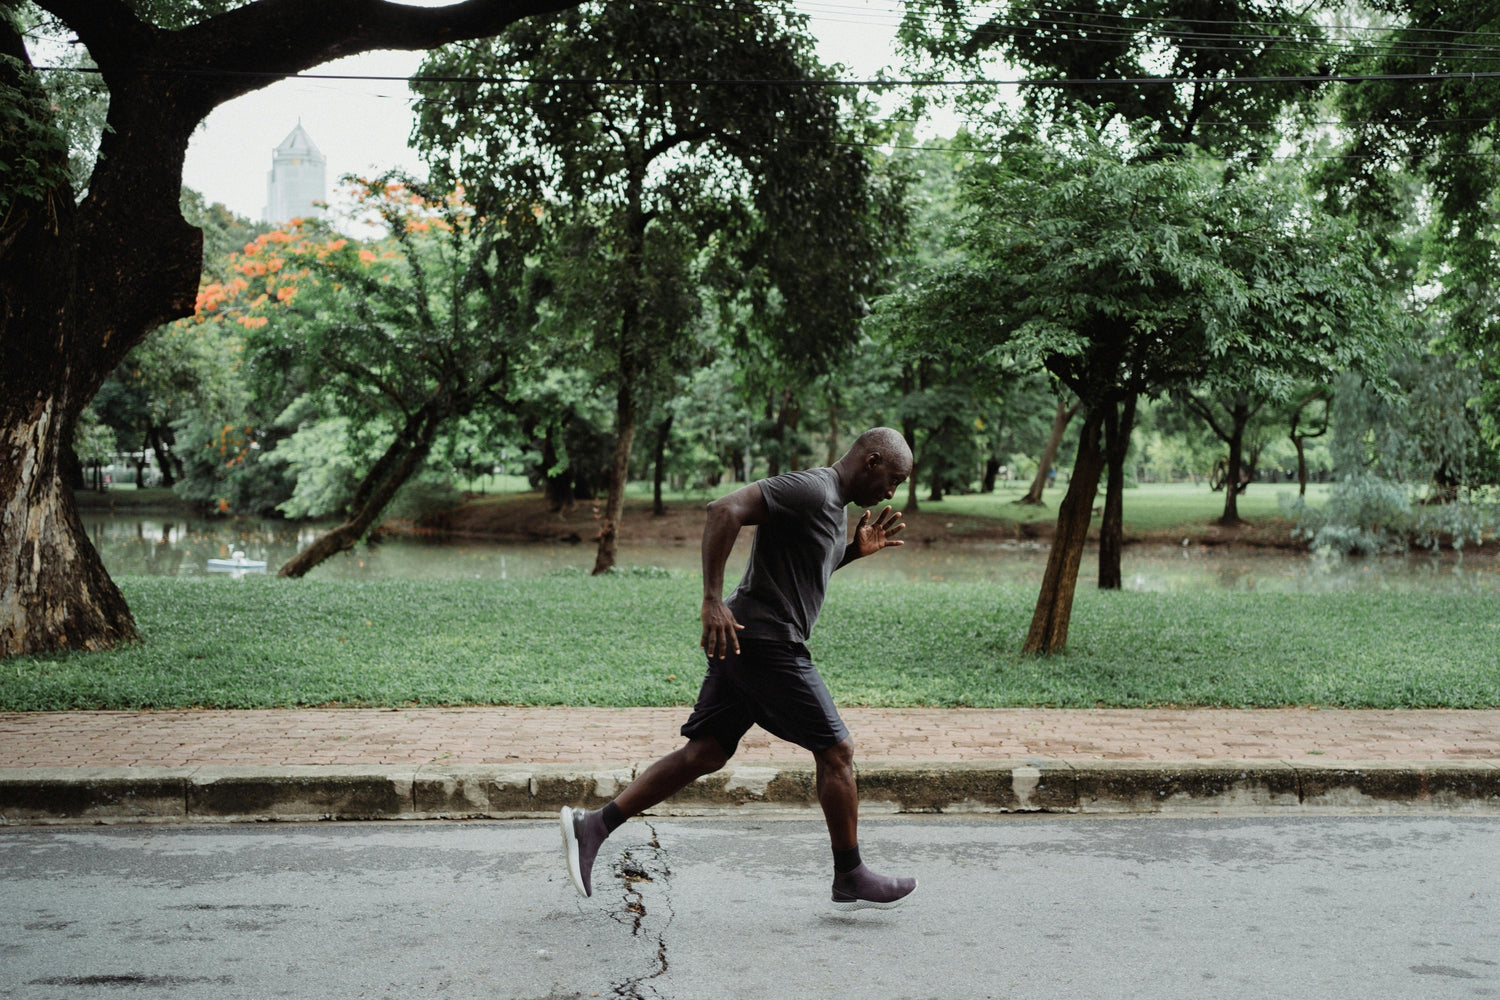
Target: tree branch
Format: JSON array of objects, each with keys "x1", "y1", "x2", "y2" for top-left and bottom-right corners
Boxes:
[
  {"x1": 167, "y1": 0, "x2": 582, "y2": 110},
  {"x1": 33, "y1": 0, "x2": 154, "y2": 70},
  {"x1": 1182, "y1": 391, "x2": 1231, "y2": 443},
  {"x1": 319, "y1": 348, "x2": 409, "y2": 415}
]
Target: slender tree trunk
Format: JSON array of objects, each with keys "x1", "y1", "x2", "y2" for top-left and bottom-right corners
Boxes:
[
  {"x1": 594, "y1": 377, "x2": 636, "y2": 575},
  {"x1": 594, "y1": 171, "x2": 650, "y2": 576},
  {"x1": 1098, "y1": 393, "x2": 1137, "y2": 590},
  {"x1": 898, "y1": 364, "x2": 920, "y2": 512},
  {"x1": 278, "y1": 404, "x2": 445, "y2": 578},
  {"x1": 652, "y1": 412, "x2": 673, "y2": 517},
  {"x1": 901, "y1": 421, "x2": 920, "y2": 513},
  {"x1": 149, "y1": 425, "x2": 176, "y2": 488},
  {"x1": 982, "y1": 456, "x2": 1000, "y2": 493},
  {"x1": 540, "y1": 422, "x2": 572, "y2": 511},
  {"x1": 826, "y1": 393, "x2": 840, "y2": 467},
  {"x1": 1019, "y1": 398, "x2": 1079, "y2": 506},
  {"x1": 1288, "y1": 389, "x2": 1327, "y2": 500},
  {"x1": 1219, "y1": 395, "x2": 1250, "y2": 527},
  {"x1": 1023, "y1": 409, "x2": 1106, "y2": 656}
]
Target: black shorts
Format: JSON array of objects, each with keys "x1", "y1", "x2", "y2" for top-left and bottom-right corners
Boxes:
[{"x1": 680, "y1": 637, "x2": 850, "y2": 757}]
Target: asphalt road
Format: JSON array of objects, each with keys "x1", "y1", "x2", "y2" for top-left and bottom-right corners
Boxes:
[{"x1": 2, "y1": 814, "x2": 1496, "y2": 999}]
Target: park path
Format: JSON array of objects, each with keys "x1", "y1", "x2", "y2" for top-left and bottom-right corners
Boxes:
[{"x1": 3, "y1": 706, "x2": 1499, "y2": 768}]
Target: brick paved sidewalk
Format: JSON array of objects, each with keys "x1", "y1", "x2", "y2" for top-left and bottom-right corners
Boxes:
[{"x1": 3, "y1": 707, "x2": 1499, "y2": 769}]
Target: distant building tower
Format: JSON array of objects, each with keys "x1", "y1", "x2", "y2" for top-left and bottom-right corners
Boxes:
[{"x1": 263, "y1": 122, "x2": 326, "y2": 223}]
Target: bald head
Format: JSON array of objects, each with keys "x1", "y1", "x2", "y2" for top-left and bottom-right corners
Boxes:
[
  {"x1": 835, "y1": 427, "x2": 913, "y2": 507},
  {"x1": 848, "y1": 427, "x2": 912, "y2": 472}
]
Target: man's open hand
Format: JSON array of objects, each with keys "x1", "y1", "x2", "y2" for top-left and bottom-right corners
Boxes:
[
  {"x1": 701, "y1": 597, "x2": 744, "y2": 659},
  {"x1": 852, "y1": 506, "x2": 906, "y2": 559}
]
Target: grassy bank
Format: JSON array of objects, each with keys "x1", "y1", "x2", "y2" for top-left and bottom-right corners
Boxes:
[
  {"x1": 5, "y1": 572, "x2": 1496, "y2": 711},
  {"x1": 926, "y1": 480, "x2": 1328, "y2": 534}
]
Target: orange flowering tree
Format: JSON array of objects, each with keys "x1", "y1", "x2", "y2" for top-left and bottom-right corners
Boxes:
[{"x1": 189, "y1": 173, "x2": 542, "y2": 577}]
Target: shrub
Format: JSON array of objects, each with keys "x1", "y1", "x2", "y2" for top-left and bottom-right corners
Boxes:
[{"x1": 1286, "y1": 473, "x2": 1496, "y2": 554}]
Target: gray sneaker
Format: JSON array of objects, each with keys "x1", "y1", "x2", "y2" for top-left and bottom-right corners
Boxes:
[
  {"x1": 831, "y1": 863, "x2": 917, "y2": 912},
  {"x1": 559, "y1": 806, "x2": 608, "y2": 897}
]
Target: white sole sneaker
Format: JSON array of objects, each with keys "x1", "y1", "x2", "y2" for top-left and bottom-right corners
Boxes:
[
  {"x1": 831, "y1": 878, "x2": 917, "y2": 911},
  {"x1": 559, "y1": 806, "x2": 588, "y2": 897}
]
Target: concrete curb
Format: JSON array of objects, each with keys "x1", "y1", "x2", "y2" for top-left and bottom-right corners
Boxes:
[{"x1": 3, "y1": 760, "x2": 1499, "y2": 826}]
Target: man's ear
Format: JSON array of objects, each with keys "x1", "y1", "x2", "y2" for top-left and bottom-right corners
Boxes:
[{"x1": 864, "y1": 451, "x2": 882, "y2": 470}]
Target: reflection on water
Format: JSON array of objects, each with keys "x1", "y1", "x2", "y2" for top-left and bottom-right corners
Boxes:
[{"x1": 83, "y1": 515, "x2": 1500, "y2": 593}]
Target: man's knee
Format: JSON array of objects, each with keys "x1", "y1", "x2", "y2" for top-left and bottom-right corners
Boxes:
[
  {"x1": 683, "y1": 737, "x2": 731, "y2": 776},
  {"x1": 815, "y1": 737, "x2": 854, "y2": 772}
]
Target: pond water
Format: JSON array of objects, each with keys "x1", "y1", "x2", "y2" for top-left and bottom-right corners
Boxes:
[{"x1": 82, "y1": 514, "x2": 1500, "y2": 593}]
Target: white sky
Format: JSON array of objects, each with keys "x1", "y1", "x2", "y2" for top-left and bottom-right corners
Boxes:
[{"x1": 177, "y1": 1, "x2": 955, "y2": 222}]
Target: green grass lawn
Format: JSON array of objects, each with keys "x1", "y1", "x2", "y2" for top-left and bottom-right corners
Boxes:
[
  {"x1": 5, "y1": 571, "x2": 1495, "y2": 711},
  {"x1": 921, "y1": 480, "x2": 1328, "y2": 533}
]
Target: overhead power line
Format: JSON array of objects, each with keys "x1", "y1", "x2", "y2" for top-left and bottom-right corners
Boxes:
[{"x1": 34, "y1": 64, "x2": 1500, "y2": 89}]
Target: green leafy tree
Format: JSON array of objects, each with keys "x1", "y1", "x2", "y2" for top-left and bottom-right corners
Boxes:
[
  {"x1": 412, "y1": 0, "x2": 882, "y2": 574},
  {"x1": 1322, "y1": 2, "x2": 1500, "y2": 454},
  {"x1": 1, "y1": 0, "x2": 578, "y2": 657},
  {"x1": 898, "y1": 133, "x2": 1400, "y2": 653},
  {"x1": 897, "y1": 0, "x2": 1332, "y2": 160},
  {"x1": 896, "y1": 2, "x2": 1352, "y2": 573}
]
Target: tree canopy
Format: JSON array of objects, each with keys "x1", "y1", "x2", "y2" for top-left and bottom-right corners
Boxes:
[
  {"x1": 889, "y1": 129, "x2": 1404, "y2": 652},
  {"x1": 411, "y1": 0, "x2": 885, "y2": 572}
]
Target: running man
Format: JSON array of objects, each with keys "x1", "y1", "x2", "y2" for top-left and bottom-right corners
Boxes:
[{"x1": 560, "y1": 427, "x2": 918, "y2": 911}]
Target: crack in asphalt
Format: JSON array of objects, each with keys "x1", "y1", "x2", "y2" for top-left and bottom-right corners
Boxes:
[{"x1": 608, "y1": 821, "x2": 674, "y2": 1000}]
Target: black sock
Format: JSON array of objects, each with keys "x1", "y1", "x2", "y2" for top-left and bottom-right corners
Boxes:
[
  {"x1": 832, "y1": 845, "x2": 862, "y2": 874},
  {"x1": 600, "y1": 801, "x2": 626, "y2": 833}
]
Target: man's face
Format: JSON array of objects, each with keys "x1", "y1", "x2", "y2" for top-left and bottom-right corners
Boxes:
[{"x1": 854, "y1": 455, "x2": 910, "y2": 508}]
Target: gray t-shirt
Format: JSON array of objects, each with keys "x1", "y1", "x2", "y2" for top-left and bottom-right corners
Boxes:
[{"x1": 726, "y1": 467, "x2": 849, "y2": 643}]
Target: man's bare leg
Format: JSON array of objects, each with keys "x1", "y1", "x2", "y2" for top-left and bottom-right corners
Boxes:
[
  {"x1": 814, "y1": 737, "x2": 917, "y2": 911},
  {"x1": 814, "y1": 738, "x2": 858, "y2": 849},
  {"x1": 561, "y1": 736, "x2": 729, "y2": 897},
  {"x1": 615, "y1": 736, "x2": 731, "y2": 817}
]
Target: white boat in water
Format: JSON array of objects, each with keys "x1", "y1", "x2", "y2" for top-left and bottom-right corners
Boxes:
[{"x1": 207, "y1": 550, "x2": 268, "y2": 573}]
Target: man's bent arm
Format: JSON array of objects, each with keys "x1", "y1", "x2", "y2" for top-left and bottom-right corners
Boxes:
[{"x1": 701, "y1": 482, "x2": 769, "y2": 657}]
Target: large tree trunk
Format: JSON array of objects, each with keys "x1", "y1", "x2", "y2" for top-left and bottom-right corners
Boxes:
[
  {"x1": 0, "y1": 39, "x2": 146, "y2": 657},
  {"x1": 1098, "y1": 393, "x2": 1137, "y2": 590},
  {"x1": 0, "y1": 217, "x2": 139, "y2": 654},
  {"x1": 1023, "y1": 408, "x2": 1105, "y2": 656},
  {"x1": 1019, "y1": 397, "x2": 1079, "y2": 506},
  {"x1": 278, "y1": 404, "x2": 445, "y2": 578},
  {"x1": 1, "y1": 399, "x2": 138, "y2": 656}
]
